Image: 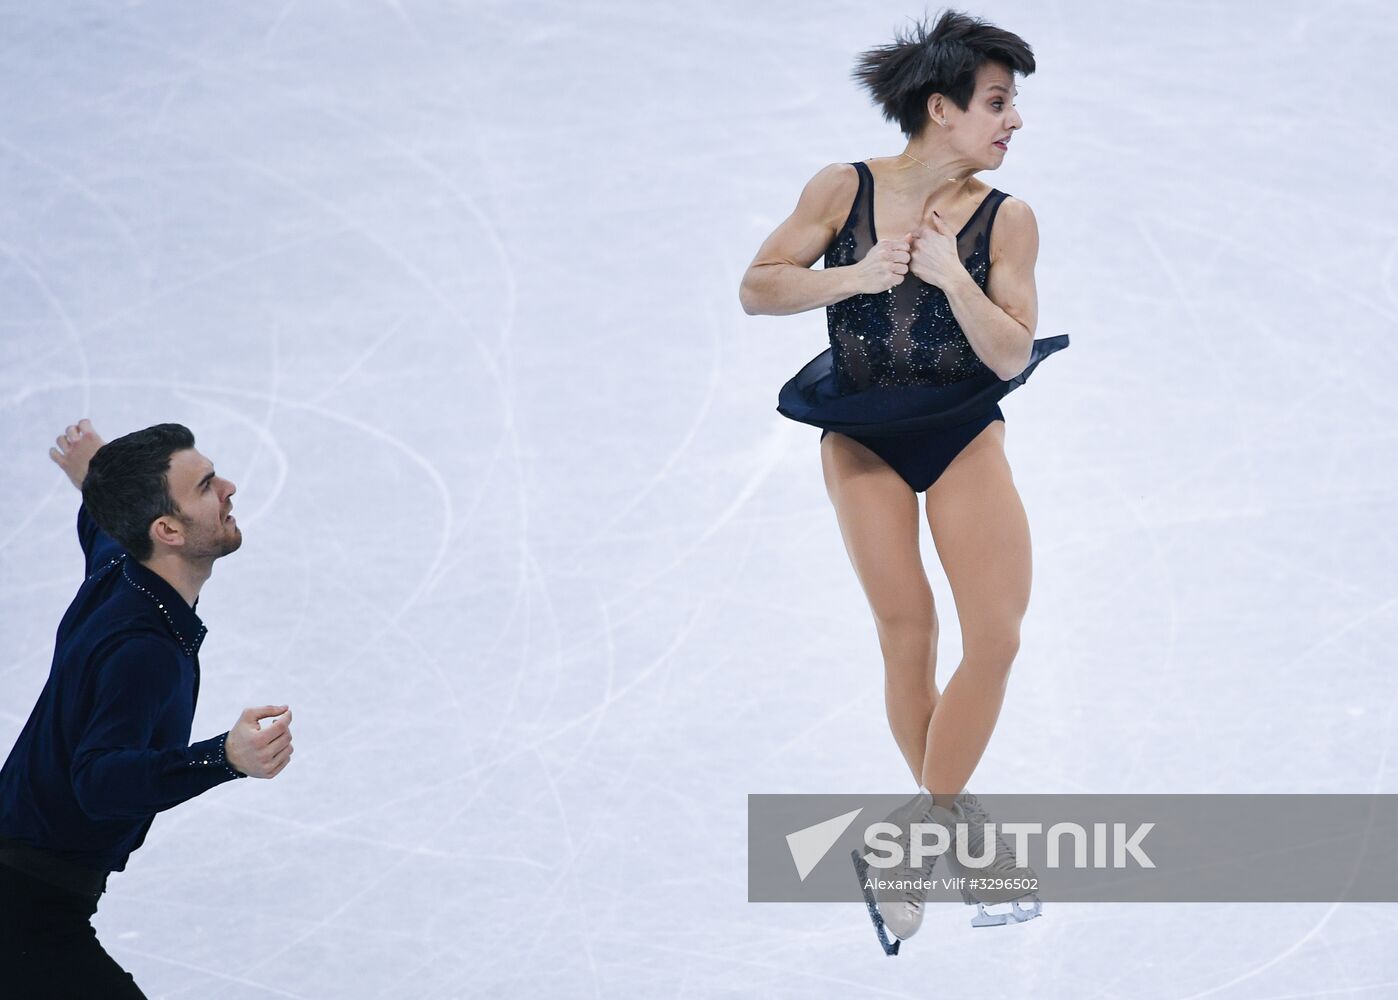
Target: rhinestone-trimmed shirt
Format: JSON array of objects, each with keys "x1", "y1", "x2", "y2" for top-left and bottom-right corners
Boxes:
[
  {"x1": 823, "y1": 161, "x2": 1010, "y2": 394},
  {"x1": 0, "y1": 505, "x2": 245, "y2": 873}
]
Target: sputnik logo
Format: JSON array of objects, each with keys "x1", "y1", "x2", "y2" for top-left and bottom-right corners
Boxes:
[{"x1": 786, "y1": 808, "x2": 863, "y2": 881}]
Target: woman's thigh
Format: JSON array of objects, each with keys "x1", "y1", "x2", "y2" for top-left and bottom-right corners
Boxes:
[
  {"x1": 923, "y1": 422, "x2": 1031, "y2": 648},
  {"x1": 821, "y1": 432, "x2": 936, "y2": 631}
]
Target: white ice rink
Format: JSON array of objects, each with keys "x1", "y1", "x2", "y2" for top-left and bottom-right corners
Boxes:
[{"x1": 3, "y1": 1, "x2": 1397, "y2": 996}]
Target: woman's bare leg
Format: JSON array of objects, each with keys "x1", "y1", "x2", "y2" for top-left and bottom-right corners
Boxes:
[
  {"x1": 821, "y1": 432, "x2": 942, "y2": 782},
  {"x1": 919, "y1": 421, "x2": 1031, "y2": 806}
]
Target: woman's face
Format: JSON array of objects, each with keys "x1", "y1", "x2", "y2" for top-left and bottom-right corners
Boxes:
[{"x1": 940, "y1": 62, "x2": 1023, "y2": 167}]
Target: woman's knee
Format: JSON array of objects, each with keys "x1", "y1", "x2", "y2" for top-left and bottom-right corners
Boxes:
[
  {"x1": 872, "y1": 595, "x2": 939, "y2": 640},
  {"x1": 871, "y1": 602, "x2": 938, "y2": 649},
  {"x1": 964, "y1": 623, "x2": 1022, "y2": 674},
  {"x1": 876, "y1": 606, "x2": 938, "y2": 700}
]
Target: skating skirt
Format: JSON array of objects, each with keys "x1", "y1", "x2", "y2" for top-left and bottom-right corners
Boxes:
[{"x1": 776, "y1": 334, "x2": 1069, "y2": 437}]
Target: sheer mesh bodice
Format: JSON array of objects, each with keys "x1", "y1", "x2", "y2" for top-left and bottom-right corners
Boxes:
[{"x1": 823, "y1": 161, "x2": 1010, "y2": 394}]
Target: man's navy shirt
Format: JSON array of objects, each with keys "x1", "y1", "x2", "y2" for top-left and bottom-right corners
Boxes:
[{"x1": 0, "y1": 505, "x2": 245, "y2": 873}]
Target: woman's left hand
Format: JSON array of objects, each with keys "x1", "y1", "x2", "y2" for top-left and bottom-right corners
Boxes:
[{"x1": 904, "y1": 211, "x2": 968, "y2": 291}]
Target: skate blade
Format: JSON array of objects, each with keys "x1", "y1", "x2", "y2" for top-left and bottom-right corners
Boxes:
[
  {"x1": 850, "y1": 850, "x2": 900, "y2": 956},
  {"x1": 968, "y1": 895, "x2": 1042, "y2": 928}
]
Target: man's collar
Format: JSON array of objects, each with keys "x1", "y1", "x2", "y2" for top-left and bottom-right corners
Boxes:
[{"x1": 120, "y1": 557, "x2": 208, "y2": 657}]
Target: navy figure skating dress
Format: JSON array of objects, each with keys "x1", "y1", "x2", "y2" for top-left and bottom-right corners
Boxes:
[{"x1": 776, "y1": 160, "x2": 1068, "y2": 492}]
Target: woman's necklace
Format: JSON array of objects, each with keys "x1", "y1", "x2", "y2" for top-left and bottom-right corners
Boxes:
[{"x1": 900, "y1": 150, "x2": 961, "y2": 184}]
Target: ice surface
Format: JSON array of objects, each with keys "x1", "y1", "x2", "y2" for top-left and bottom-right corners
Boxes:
[{"x1": 2, "y1": 1, "x2": 1397, "y2": 996}]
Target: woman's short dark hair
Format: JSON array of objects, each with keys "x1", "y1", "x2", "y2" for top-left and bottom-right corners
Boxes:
[
  {"x1": 81, "y1": 423, "x2": 196, "y2": 561},
  {"x1": 852, "y1": 9, "x2": 1035, "y2": 139}
]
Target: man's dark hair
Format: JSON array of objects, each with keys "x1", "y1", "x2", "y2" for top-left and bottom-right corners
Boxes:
[
  {"x1": 81, "y1": 423, "x2": 196, "y2": 561},
  {"x1": 852, "y1": 9, "x2": 1035, "y2": 139}
]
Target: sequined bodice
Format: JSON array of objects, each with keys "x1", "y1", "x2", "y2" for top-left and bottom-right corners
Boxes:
[{"x1": 823, "y1": 161, "x2": 1009, "y2": 393}]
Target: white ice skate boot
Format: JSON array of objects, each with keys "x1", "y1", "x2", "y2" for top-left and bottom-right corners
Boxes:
[
  {"x1": 851, "y1": 791, "x2": 959, "y2": 950},
  {"x1": 944, "y1": 791, "x2": 1043, "y2": 928}
]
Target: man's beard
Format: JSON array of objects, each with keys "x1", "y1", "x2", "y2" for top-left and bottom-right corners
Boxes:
[
  {"x1": 184, "y1": 517, "x2": 242, "y2": 559},
  {"x1": 218, "y1": 523, "x2": 243, "y2": 556}
]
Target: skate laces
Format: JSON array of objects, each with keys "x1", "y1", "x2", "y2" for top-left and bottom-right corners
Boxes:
[
  {"x1": 894, "y1": 849, "x2": 936, "y2": 908},
  {"x1": 880, "y1": 796, "x2": 940, "y2": 904},
  {"x1": 954, "y1": 792, "x2": 1031, "y2": 875}
]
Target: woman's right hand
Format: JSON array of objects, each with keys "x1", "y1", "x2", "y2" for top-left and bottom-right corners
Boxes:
[{"x1": 849, "y1": 238, "x2": 912, "y2": 294}]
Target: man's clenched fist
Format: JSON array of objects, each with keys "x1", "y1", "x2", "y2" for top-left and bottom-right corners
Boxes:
[
  {"x1": 225, "y1": 706, "x2": 294, "y2": 779},
  {"x1": 50, "y1": 418, "x2": 106, "y2": 490}
]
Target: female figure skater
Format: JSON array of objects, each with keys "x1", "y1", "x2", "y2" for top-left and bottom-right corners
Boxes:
[{"x1": 739, "y1": 10, "x2": 1066, "y2": 948}]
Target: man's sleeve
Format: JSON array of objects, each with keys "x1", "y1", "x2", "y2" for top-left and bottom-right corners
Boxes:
[
  {"x1": 77, "y1": 504, "x2": 126, "y2": 577},
  {"x1": 71, "y1": 634, "x2": 247, "y2": 822}
]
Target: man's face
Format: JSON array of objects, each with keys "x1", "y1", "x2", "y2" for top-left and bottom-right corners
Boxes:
[{"x1": 161, "y1": 448, "x2": 242, "y2": 560}]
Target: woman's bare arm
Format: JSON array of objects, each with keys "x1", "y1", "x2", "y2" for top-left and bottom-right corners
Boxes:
[
  {"x1": 939, "y1": 196, "x2": 1039, "y2": 379},
  {"x1": 739, "y1": 164, "x2": 873, "y2": 316}
]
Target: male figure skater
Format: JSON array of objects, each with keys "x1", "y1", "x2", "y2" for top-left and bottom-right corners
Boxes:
[{"x1": 0, "y1": 419, "x2": 295, "y2": 998}]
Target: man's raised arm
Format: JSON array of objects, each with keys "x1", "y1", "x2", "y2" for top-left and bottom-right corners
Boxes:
[{"x1": 49, "y1": 418, "x2": 123, "y2": 572}]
